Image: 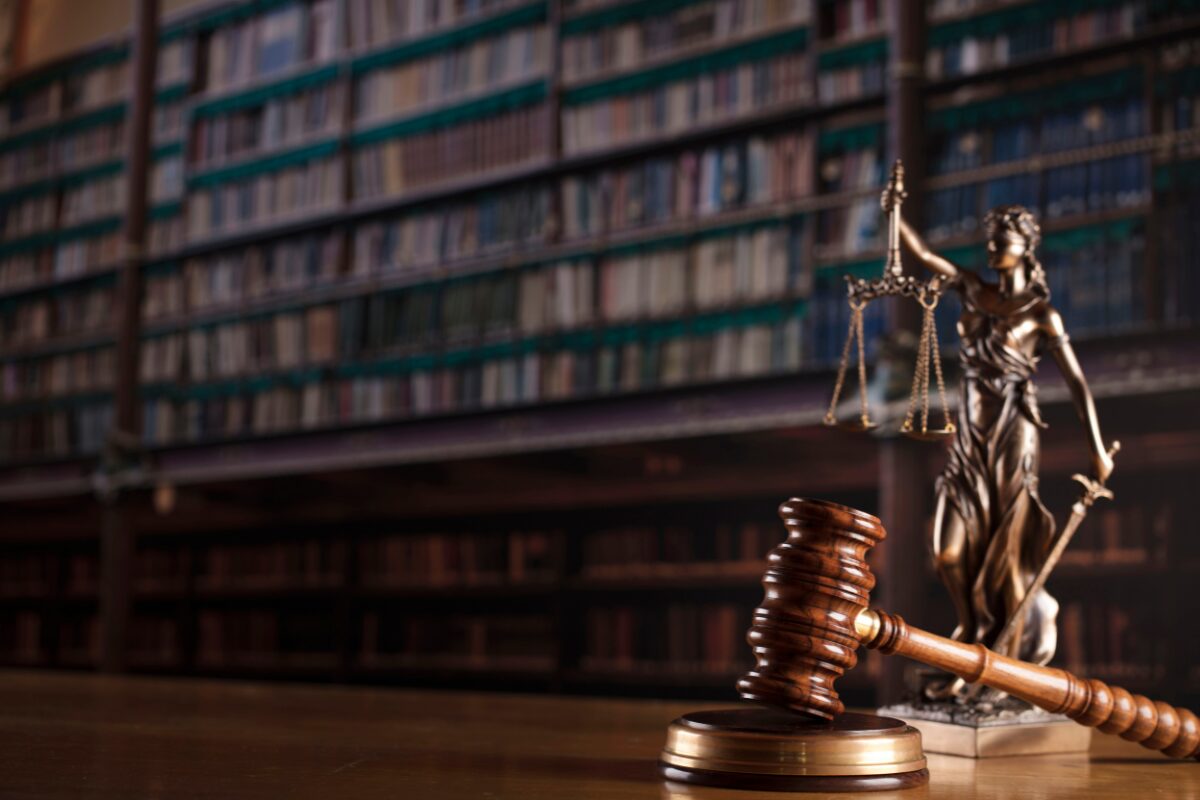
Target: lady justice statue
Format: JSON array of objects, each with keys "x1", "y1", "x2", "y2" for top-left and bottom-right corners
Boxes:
[{"x1": 895, "y1": 205, "x2": 1116, "y2": 704}]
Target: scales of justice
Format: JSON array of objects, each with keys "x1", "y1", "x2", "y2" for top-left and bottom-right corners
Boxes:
[{"x1": 657, "y1": 162, "x2": 1198, "y2": 791}]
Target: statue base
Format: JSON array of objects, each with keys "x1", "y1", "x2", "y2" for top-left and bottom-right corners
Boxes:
[
  {"x1": 659, "y1": 708, "x2": 928, "y2": 791},
  {"x1": 881, "y1": 699, "x2": 1091, "y2": 759}
]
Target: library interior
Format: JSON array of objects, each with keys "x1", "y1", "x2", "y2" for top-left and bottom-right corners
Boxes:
[{"x1": 1, "y1": 0, "x2": 1200, "y2": 796}]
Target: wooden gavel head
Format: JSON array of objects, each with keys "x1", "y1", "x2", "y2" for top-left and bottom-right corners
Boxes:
[{"x1": 737, "y1": 497, "x2": 883, "y2": 721}]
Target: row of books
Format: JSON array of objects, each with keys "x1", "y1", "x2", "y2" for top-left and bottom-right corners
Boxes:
[
  {"x1": 138, "y1": 309, "x2": 804, "y2": 445},
  {"x1": 354, "y1": 25, "x2": 549, "y2": 124},
  {"x1": 818, "y1": 0, "x2": 883, "y2": 41},
  {"x1": 352, "y1": 183, "x2": 551, "y2": 272},
  {"x1": 61, "y1": 174, "x2": 126, "y2": 227},
  {"x1": 0, "y1": 88, "x2": 181, "y2": 192},
  {"x1": 190, "y1": 82, "x2": 344, "y2": 170},
  {"x1": 0, "y1": 612, "x2": 42, "y2": 663},
  {"x1": 158, "y1": 37, "x2": 196, "y2": 89},
  {"x1": 1044, "y1": 155, "x2": 1151, "y2": 218},
  {"x1": 1161, "y1": 161, "x2": 1200, "y2": 323},
  {"x1": 135, "y1": 547, "x2": 191, "y2": 594},
  {"x1": 0, "y1": 283, "x2": 115, "y2": 349},
  {"x1": 142, "y1": 224, "x2": 804, "y2": 376},
  {"x1": 185, "y1": 155, "x2": 342, "y2": 240},
  {"x1": 561, "y1": 52, "x2": 811, "y2": 154},
  {"x1": 0, "y1": 83, "x2": 61, "y2": 133},
  {"x1": 1043, "y1": 220, "x2": 1146, "y2": 336},
  {"x1": 61, "y1": 60, "x2": 129, "y2": 117},
  {"x1": 0, "y1": 553, "x2": 55, "y2": 597},
  {"x1": 149, "y1": 214, "x2": 186, "y2": 260},
  {"x1": 1058, "y1": 600, "x2": 1166, "y2": 682},
  {"x1": 562, "y1": 130, "x2": 815, "y2": 239},
  {"x1": 580, "y1": 521, "x2": 780, "y2": 577},
  {"x1": 0, "y1": 141, "x2": 53, "y2": 192},
  {"x1": 560, "y1": 0, "x2": 810, "y2": 83},
  {"x1": 151, "y1": 156, "x2": 185, "y2": 204},
  {"x1": 362, "y1": 611, "x2": 555, "y2": 666},
  {"x1": 141, "y1": 308, "x2": 339, "y2": 383},
  {"x1": 1058, "y1": 495, "x2": 1171, "y2": 567},
  {"x1": 926, "y1": 2, "x2": 1146, "y2": 80},
  {"x1": 63, "y1": 553, "x2": 100, "y2": 596},
  {"x1": 58, "y1": 615, "x2": 100, "y2": 664},
  {"x1": 53, "y1": 228, "x2": 124, "y2": 279},
  {"x1": 154, "y1": 100, "x2": 187, "y2": 145},
  {"x1": 351, "y1": 103, "x2": 551, "y2": 199},
  {"x1": 197, "y1": 540, "x2": 347, "y2": 591},
  {"x1": 55, "y1": 118, "x2": 125, "y2": 175},
  {"x1": 0, "y1": 346, "x2": 115, "y2": 402},
  {"x1": 0, "y1": 50, "x2": 130, "y2": 144},
  {"x1": 0, "y1": 195, "x2": 57, "y2": 240},
  {"x1": 358, "y1": 531, "x2": 557, "y2": 587},
  {"x1": 0, "y1": 402, "x2": 111, "y2": 460},
  {"x1": 926, "y1": 0, "x2": 1015, "y2": 21},
  {"x1": 582, "y1": 603, "x2": 748, "y2": 671},
  {"x1": 143, "y1": 232, "x2": 346, "y2": 319},
  {"x1": 200, "y1": 0, "x2": 338, "y2": 95},
  {"x1": 815, "y1": 197, "x2": 880, "y2": 256},
  {"x1": 129, "y1": 616, "x2": 180, "y2": 665},
  {"x1": 815, "y1": 51, "x2": 885, "y2": 105},
  {"x1": 929, "y1": 95, "x2": 1146, "y2": 176},
  {"x1": 925, "y1": 155, "x2": 1150, "y2": 241},
  {"x1": 197, "y1": 609, "x2": 337, "y2": 665},
  {"x1": 344, "y1": 0, "x2": 528, "y2": 52}
]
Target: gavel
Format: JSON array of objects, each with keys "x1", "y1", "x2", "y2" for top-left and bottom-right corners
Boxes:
[{"x1": 736, "y1": 497, "x2": 1200, "y2": 760}]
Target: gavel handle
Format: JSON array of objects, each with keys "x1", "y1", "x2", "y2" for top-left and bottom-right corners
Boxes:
[{"x1": 856, "y1": 609, "x2": 1200, "y2": 760}]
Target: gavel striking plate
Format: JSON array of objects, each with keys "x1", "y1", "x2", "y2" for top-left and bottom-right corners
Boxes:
[{"x1": 658, "y1": 498, "x2": 1200, "y2": 792}]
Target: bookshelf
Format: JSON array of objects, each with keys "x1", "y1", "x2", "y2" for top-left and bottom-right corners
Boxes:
[{"x1": 0, "y1": 0, "x2": 1199, "y2": 708}]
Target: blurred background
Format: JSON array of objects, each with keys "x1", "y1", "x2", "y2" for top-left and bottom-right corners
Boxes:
[{"x1": 0, "y1": 0, "x2": 1198, "y2": 711}]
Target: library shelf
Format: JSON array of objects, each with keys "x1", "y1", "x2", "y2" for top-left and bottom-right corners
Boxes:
[
  {"x1": 2, "y1": 327, "x2": 1199, "y2": 506},
  {"x1": 1053, "y1": 561, "x2": 1175, "y2": 580},
  {"x1": 357, "y1": 580, "x2": 559, "y2": 600},
  {"x1": 0, "y1": 100, "x2": 127, "y2": 149},
  {"x1": 926, "y1": 0, "x2": 1040, "y2": 25},
  {"x1": 347, "y1": 1, "x2": 549, "y2": 73},
  {"x1": 0, "y1": 158, "x2": 125, "y2": 205},
  {"x1": 813, "y1": 28, "x2": 887, "y2": 55},
  {"x1": 0, "y1": 329, "x2": 115, "y2": 361},
  {"x1": 563, "y1": 664, "x2": 746, "y2": 689},
  {"x1": 570, "y1": 565, "x2": 763, "y2": 591},
  {"x1": 142, "y1": 371, "x2": 839, "y2": 487},
  {"x1": 924, "y1": 135, "x2": 1170, "y2": 192},
  {"x1": 194, "y1": 653, "x2": 342, "y2": 676},
  {"x1": 187, "y1": 61, "x2": 342, "y2": 119},
  {"x1": 344, "y1": 156, "x2": 556, "y2": 220},
  {"x1": 351, "y1": 73, "x2": 551, "y2": 136},
  {"x1": 925, "y1": 13, "x2": 1200, "y2": 94},
  {"x1": 185, "y1": 132, "x2": 344, "y2": 186},
  {"x1": 126, "y1": 655, "x2": 184, "y2": 672},
  {"x1": 561, "y1": 21, "x2": 811, "y2": 91},
  {"x1": 171, "y1": 207, "x2": 347, "y2": 260},
  {"x1": 143, "y1": 188, "x2": 880, "y2": 335},
  {"x1": 354, "y1": 654, "x2": 557, "y2": 680},
  {"x1": 193, "y1": 584, "x2": 344, "y2": 602}
]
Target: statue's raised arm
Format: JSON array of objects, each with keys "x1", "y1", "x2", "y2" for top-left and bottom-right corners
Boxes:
[{"x1": 896, "y1": 217, "x2": 962, "y2": 280}]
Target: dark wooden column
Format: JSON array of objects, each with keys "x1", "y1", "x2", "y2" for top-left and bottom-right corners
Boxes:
[
  {"x1": 99, "y1": 0, "x2": 159, "y2": 673},
  {"x1": 876, "y1": 0, "x2": 930, "y2": 705}
]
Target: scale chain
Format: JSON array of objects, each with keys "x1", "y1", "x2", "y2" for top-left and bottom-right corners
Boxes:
[{"x1": 855, "y1": 306, "x2": 870, "y2": 428}]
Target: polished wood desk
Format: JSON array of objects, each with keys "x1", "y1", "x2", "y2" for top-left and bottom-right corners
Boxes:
[{"x1": 0, "y1": 671, "x2": 1194, "y2": 799}]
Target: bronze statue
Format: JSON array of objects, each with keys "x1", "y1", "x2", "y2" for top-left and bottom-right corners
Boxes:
[{"x1": 897, "y1": 206, "x2": 1115, "y2": 702}]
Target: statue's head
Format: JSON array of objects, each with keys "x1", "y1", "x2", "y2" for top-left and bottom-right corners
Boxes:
[
  {"x1": 984, "y1": 204, "x2": 1040, "y2": 272},
  {"x1": 984, "y1": 205, "x2": 1048, "y2": 298}
]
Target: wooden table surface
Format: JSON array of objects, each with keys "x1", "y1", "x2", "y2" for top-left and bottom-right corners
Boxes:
[{"x1": 0, "y1": 671, "x2": 1196, "y2": 799}]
